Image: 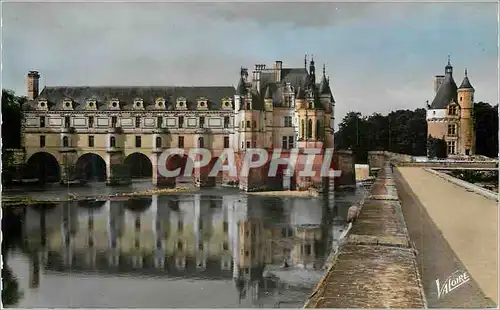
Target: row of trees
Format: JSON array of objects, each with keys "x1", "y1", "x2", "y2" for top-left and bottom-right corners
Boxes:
[{"x1": 335, "y1": 102, "x2": 498, "y2": 163}]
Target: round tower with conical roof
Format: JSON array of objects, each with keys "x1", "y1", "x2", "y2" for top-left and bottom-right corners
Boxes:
[{"x1": 457, "y1": 68, "x2": 475, "y2": 155}]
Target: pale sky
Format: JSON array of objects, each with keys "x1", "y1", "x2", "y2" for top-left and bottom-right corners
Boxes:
[{"x1": 1, "y1": 1, "x2": 498, "y2": 123}]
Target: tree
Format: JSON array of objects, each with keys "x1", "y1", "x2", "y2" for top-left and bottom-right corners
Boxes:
[
  {"x1": 1, "y1": 89, "x2": 26, "y2": 149},
  {"x1": 335, "y1": 109, "x2": 428, "y2": 163},
  {"x1": 427, "y1": 136, "x2": 447, "y2": 159},
  {"x1": 474, "y1": 102, "x2": 498, "y2": 158}
]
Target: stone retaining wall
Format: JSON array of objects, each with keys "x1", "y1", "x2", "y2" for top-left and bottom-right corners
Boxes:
[{"x1": 304, "y1": 162, "x2": 427, "y2": 308}]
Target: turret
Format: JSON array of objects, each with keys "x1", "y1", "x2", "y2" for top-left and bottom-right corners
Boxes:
[{"x1": 457, "y1": 68, "x2": 475, "y2": 155}]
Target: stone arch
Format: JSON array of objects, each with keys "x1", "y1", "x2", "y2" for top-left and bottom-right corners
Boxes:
[
  {"x1": 124, "y1": 152, "x2": 153, "y2": 179},
  {"x1": 165, "y1": 153, "x2": 195, "y2": 179},
  {"x1": 25, "y1": 152, "x2": 60, "y2": 183},
  {"x1": 75, "y1": 153, "x2": 107, "y2": 182}
]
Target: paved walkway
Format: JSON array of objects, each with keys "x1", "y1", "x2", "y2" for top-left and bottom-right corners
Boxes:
[{"x1": 396, "y1": 167, "x2": 498, "y2": 307}]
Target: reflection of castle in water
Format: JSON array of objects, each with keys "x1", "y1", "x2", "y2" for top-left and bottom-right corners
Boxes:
[{"x1": 24, "y1": 194, "x2": 342, "y2": 302}]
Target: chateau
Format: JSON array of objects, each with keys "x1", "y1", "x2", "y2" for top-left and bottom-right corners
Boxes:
[
  {"x1": 426, "y1": 57, "x2": 475, "y2": 157},
  {"x1": 21, "y1": 56, "x2": 338, "y2": 190}
]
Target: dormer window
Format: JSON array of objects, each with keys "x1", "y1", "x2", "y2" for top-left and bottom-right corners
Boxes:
[
  {"x1": 86, "y1": 98, "x2": 97, "y2": 110},
  {"x1": 109, "y1": 98, "x2": 120, "y2": 110},
  {"x1": 221, "y1": 97, "x2": 233, "y2": 110},
  {"x1": 155, "y1": 97, "x2": 166, "y2": 109},
  {"x1": 133, "y1": 98, "x2": 144, "y2": 110},
  {"x1": 176, "y1": 97, "x2": 187, "y2": 110},
  {"x1": 449, "y1": 105, "x2": 457, "y2": 115},
  {"x1": 62, "y1": 98, "x2": 73, "y2": 110},
  {"x1": 38, "y1": 98, "x2": 48, "y2": 110},
  {"x1": 197, "y1": 97, "x2": 208, "y2": 110}
]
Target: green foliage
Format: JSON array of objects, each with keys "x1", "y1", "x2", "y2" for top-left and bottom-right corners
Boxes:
[
  {"x1": 2, "y1": 89, "x2": 26, "y2": 149},
  {"x1": 474, "y1": 102, "x2": 498, "y2": 158},
  {"x1": 427, "y1": 136, "x2": 447, "y2": 159},
  {"x1": 335, "y1": 109, "x2": 427, "y2": 163}
]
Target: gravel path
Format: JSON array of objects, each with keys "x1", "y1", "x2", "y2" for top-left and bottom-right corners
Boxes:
[{"x1": 395, "y1": 167, "x2": 498, "y2": 308}]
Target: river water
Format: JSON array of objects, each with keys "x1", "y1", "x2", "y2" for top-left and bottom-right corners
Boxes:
[{"x1": 3, "y1": 181, "x2": 367, "y2": 308}]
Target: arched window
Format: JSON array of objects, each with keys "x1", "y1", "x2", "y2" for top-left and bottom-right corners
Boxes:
[
  {"x1": 198, "y1": 137, "x2": 204, "y2": 148},
  {"x1": 110, "y1": 136, "x2": 116, "y2": 148},
  {"x1": 156, "y1": 137, "x2": 162, "y2": 148},
  {"x1": 316, "y1": 120, "x2": 322, "y2": 140},
  {"x1": 63, "y1": 136, "x2": 69, "y2": 147},
  {"x1": 301, "y1": 119, "x2": 305, "y2": 139},
  {"x1": 307, "y1": 119, "x2": 313, "y2": 139}
]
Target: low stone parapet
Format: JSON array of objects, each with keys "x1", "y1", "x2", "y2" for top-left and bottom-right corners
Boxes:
[{"x1": 304, "y1": 162, "x2": 427, "y2": 309}]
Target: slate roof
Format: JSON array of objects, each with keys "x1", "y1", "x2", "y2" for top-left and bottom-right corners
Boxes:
[
  {"x1": 429, "y1": 74, "x2": 458, "y2": 109},
  {"x1": 25, "y1": 86, "x2": 236, "y2": 111},
  {"x1": 459, "y1": 70, "x2": 474, "y2": 90}
]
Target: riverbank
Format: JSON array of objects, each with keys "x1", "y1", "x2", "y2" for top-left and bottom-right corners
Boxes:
[
  {"x1": 247, "y1": 189, "x2": 321, "y2": 197},
  {"x1": 1, "y1": 186, "x2": 196, "y2": 206}
]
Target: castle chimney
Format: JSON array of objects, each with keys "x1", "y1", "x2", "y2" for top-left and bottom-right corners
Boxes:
[
  {"x1": 274, "y1": 61, "x2": 282, "y2": 82},
  {"x1": 27, "y1": 71, "x2": 40, "y2": 100},
  {"x1": 434, "y1": 75, "x2": 445, "y2": 94}
]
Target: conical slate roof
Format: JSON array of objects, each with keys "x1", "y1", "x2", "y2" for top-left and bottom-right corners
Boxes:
[
  {"x1": 319, "y1": 76, "x2": 331, "y2": 95},
  {"x1": 459, "y1": 69, "x2": 474, "y2": 90},
  {"x1": 430, "y1": 74, "x2": 457, "y2": 109}
]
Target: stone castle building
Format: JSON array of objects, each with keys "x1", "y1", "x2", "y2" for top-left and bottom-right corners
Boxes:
[
  {"x1": 21, "y1": 56, "x2": 340, "y2": 190},
  {"x1": 426, "y1": 57, "x2": 475, "y2": 157}
]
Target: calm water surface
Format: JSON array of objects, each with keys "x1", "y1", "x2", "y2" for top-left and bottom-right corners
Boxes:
[{"x1": 3, "y1": 182, "x2": 367, "y2": 308}]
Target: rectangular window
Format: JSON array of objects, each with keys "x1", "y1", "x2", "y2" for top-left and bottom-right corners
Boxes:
[
  {"x1": 246, "y1": 141, "x2": 251, "y2": 148},
  {"x1": 246, "y1": 120, "x2": 251, "y2": 128},
  {"x1": 135, "y1": 117, "x2": 141, "y2": 128},
  {"x1": 64, "y1": 116, "x2": 71, "y2": 128},
  {"x1": 223, "y1": 136, "x2": 230, "y2": 148},
  {"x1": 178, "y1": 220, "x2": 183, "y2": 232},
  {"x1": 88, "y1": 136, "x2": 94, "y2": 147},
  {"x1": 198, "y1": 137, "x2": 204, "y2": 148},
  {"x1": 39, "y1": 135, "x2": 45, "y2": 148},
  {"x1": 223, "y1": 242, "x2": 229, "y2": 251},
  {"x1": 447, "y1": 124, "x2": 456, "y2": 136},
  {"x1": 447, "y1": 141, "x2": 456, "y2": 154},
  {"x1": 111, "y1": 116, "x2": 118, "y2": 128},
  {"x1": 284, "y1": 116, "x2": 292, "y2": 127},
  {"x1": 199, "y1": 220, "x2": 203, "y2": 231},
  {"x1": 157, "y1": 116, "x2": 163, "y2": 128},
  {"x1": 223, "y1": 221, "x2": 228, "y2": 232},
  {"x1": 252, "y1": 141, "x2": 256, "y2": 148},
  {"x1": 199, "y1": 116, "x2": 205, "y2": 128},
  {"x1": 40, "y1": 117, "x2": 46, "y2": 128},
  {"x1": 282, "y1": 136, "x2": 288, "y2": 149},
  {"x1": 88, "y1": 116, "x2": 94, "y2": 128},
  {"x1": 179, "y1": 116, "x2": 184, "y2": 128},
  {"x1": 288, "y1": 136, "x2": 294, "y2": 149},
  {"x1": 178, "y1": 136, "x2": 184, "y2": 148},
  {"x1": 224, "y1": 116, "x2": 230, "y2": 128},
  {"x1": 135, "y1": 136, "x2": 141, "y2": 148}
]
